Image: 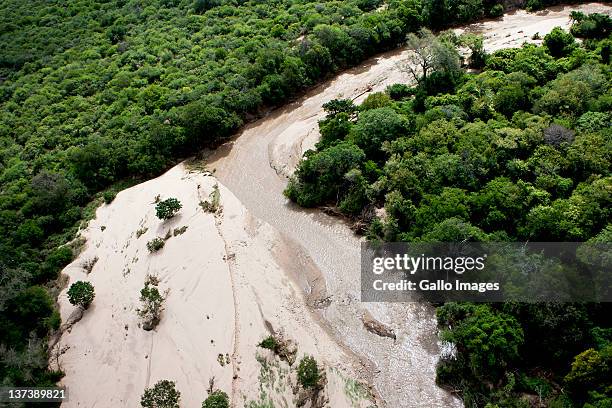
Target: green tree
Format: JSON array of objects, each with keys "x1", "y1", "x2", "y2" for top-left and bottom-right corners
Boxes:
[
  {"x1": 460, "y1": 34, "x2": 487, "y2": 68},
  {"x1": 420, "y1": 217, "x2": 489, "y2": 242},
  {"x1": 181, "y1": 102, "x2": 242, "y2": 147},
  {"x1": 155, "y1": 198, "x2": 182, "y2": 220},
  {"x1": 439, "y1": 305, "x2": 524, "y2": 381},
  {"x1": 571, "y1": 13, "x2": 612, "y2": 39},
  {"x1": 402, "y1": 28, "x2": 461, "y2": 84},
  {"x1": 543, "y1": 27, "x2": 576, "y2": 58},
  {"x1": 202, "y1": 390, "x2": 229, "y2": 408},
  {"x1": 285, "y1": 142, "x2": 365, "y2": 207},
  {"x1": 141, "y1": 380, "x2": 180, "y2": 408},
  {"x1": 565, "y1": 346, "x2": 612, "y2": 399},
  {"x1": 360, "y1": 92, "x2": 393, "y2": 110},
  {"x1": 30, "y1": 171, "x2": 71, "y2": 214},
  {"x1": 349, "y1": 107, "x2": 408, "y2": 159},
  {"x1": 322, "y1": 99, "x2": 357, "y2": 117},
  {"x1": 11, "y1": 286, "x2": 55, "y2": 335},
  {"x1": 67, "y1": 281, "x2": 95, "y2": 309},
  {"x1": 317, "y1": 113, "x2": 352, "y2": 149}
]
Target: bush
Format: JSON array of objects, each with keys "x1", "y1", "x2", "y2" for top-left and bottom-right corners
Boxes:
[
  {"x1": 258, "y1": 335, "x2": 279, "y2": 351},
  {"x1": 360, "y1": 92, "x2": 393, "y2": 110},
  {"x1": 199, "y1": 185, "x2": 221, "y2": 213},
  {"x1": 570, "y1": 13, "x2": 612, "y2": 39},
  {"x1": 297, "y1": 356, "x2": 320, "y2": 388},
  {"x1": 39, "y1": 246, "x2": 73, "y2": 281},
  {"x1": 141, "y1": 380, "x2": 180, "y2": 408},
  {"x1": 103, "y1": 191, "x2": 117, "y2": 204},
  {"x1": 386, "y1": 83, "x2": 415, "y2": 100},
  {"x1": 202, "y1": 390, "x2": 229, "y2": 408},
  {"x1": 489, "y1": 3, "x2": 504, "y2": 17},
  {"x1": 438, "y1": 305, "x2": 524, "y2": 381},
  {"x1": 137, "y1": 276, "x2": 166, "y2": 331},
  {"x1": 155, "y1": 198, "x2": 182, "y2": 220},
  {"x1": 565, "y1": 345, "x2": 612, "y2": 399},
  {"x1": 284, "y1": 142, "x2": 365, "y2": 207},
  {"x1": 12, "y1": 286, "x2": 55, "y2": 333},
  {"x1": 147, "y1": 237, "x2": 165, "y2": 253},
  {"x1": 67, "y1": 281, "x2": 95, "y2": 309},
  {"x1": 576, "y1": 111, "x2": 610, "y2": 133}
]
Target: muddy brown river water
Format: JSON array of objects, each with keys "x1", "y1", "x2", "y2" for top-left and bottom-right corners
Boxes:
[{"x1": 207, "y1": 4, "x2": 612, "y2": 407}]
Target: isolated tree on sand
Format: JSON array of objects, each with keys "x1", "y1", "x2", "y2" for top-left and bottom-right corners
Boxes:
[
  {"x1": 137, "y1": 276, "x2": 166, "y2": 331},
  {"x1": 402, "y1": 28, "x2": 460, "y2": 84},
  {"x1": 67, "y1": 281, "x2": 95, "y2": 309},
  {"x1": 141, "y1": 380, "x2": 180, "y2": 408},
  {"x1": 155, "y1": 198, "x2": 182, "y2": 220}
]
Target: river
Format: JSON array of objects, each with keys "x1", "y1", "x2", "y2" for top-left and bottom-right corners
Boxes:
[{"x1": 206, "y1": 4, "x2": 612, "y2": 407}]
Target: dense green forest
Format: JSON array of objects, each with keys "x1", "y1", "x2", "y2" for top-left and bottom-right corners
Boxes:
[
  {"x1": 0, "y1": 0, "x2": 537, "y2": 392},
  {"x1": 286, "y1": 14, "x2": 612, "y2": 407}
]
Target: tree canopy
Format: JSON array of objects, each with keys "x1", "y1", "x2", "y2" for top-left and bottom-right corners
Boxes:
[{"x1": 286, "y1": 21, "x2": 612, "y2": 407}]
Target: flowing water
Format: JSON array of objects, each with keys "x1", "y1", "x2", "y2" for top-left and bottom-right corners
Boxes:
[{"x1": 207, "y1": 4, "x2": 612, "y2": 406}]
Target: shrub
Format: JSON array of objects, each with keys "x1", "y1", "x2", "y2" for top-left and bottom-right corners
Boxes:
[
  {"x1": 297, "y1": 356, "x2": 320, "y2": 388},
  {"x1": 576, "y1": 111, "x2": 610, "y2": 133},
  {"x1": 137, "y1": 276, "x2": 166, "y2": 331},
  {"x1": 13, "y1": 286, "x2": 55, "y2": 333},
  {"x1": 488, "y1": 3, "x2": 504, "y2": 17},
  {"x1": 570, "y1": 12, "x2": 612, "y2": 39},
  {"x1": 386, "y1": 83, "x2": 415, "y2": 100},
  {"x1": 202, "y1": 390, "x2": 229, "y2": 408},
  {"x1": 359, "y1": 92, "x2": 393, "y2": 110},
  {"x1": 147, "y1": 237, "x2": 165, "y2": 253},
  {"x1": 258, "y1": 335, "x2": 279, "y2": 351},
  {"x1": 82, "y1": 256, "x2": 98, "y2": 274},
  {"x1": 141, "y1": 380, "x2": 180, "y2": 408},
  {"x1": 284, "y1": 142, "x2": 366, "y2": 207},
  {"x1": 40, "y1": 246, "x2": 74, "y2": 280},
  {"x1": 565, "y1": 346, "x2": 612, "y2": 399},
  {"x1": 173, "y1": 226, "x2": 188, "y2": 236},
  {"x1": 155, "y1": 198, "x2": 182, "y2": 220},
  {"x1": 199, "y1": 185, "x2": 221, "y2": 213},
  {"x1": 136, "y1": 227, "x2": 148, "y2": 238},
  {"x1": 67, "y1": 281, "x2": 95, "y2": 309},
  {"x1": 194, "y1": 0, "x2": 221, "y2": 14},
  {"x1": 103, "y1": 191, "x2": 117, "y2": 204}
]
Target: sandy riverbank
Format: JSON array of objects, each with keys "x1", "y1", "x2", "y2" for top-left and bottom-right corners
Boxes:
[{"x1": 52, "y1": 164, "x2": 373, "y2": 407}]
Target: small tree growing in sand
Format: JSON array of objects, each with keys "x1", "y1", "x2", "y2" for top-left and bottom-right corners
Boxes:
[
  {"x1": 155, "y1": 198, "x2": 182, "y2": 220},
  {"x1": 297, "y1": 356, "x2": 320, "y2": 388},
  {"x1": 258, "y1": 335, "x2": 280, "y2": 352},
  {"x1": 141, "y1": 379, "x2": 180, "y2": 408},
  {"x1": 67, "y1": 281, "x2": 95, "y2": 309},
  {"x1": 137, "y1": 276, "x2": 166, "y2": 331},
  {"x1": 202, "y1": 390, "x2": 229, "y2": 408},
  {"x1": 147, "y1": 237, "x2": 165, "y2": 253}
]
